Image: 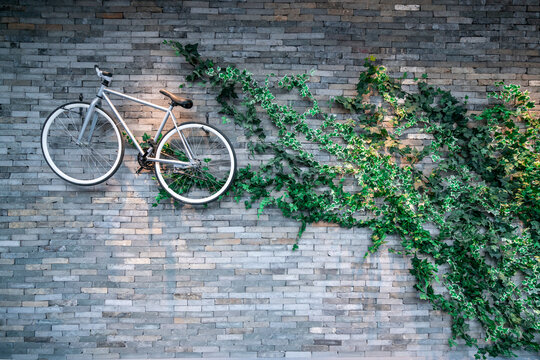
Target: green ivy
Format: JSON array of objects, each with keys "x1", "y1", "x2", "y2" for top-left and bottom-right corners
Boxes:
[{"x1": 163, "y1": 41, "x2": 540, "y2": 358}]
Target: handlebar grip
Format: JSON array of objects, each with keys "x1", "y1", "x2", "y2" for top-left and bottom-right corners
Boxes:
[{"x1": 94, "y1": 65, "x2": 113, "y2": 78}]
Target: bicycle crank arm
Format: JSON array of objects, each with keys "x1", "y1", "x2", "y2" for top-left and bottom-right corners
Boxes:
[{"x1": 146, "y1": 157, "x2": 192, "y2": 168}]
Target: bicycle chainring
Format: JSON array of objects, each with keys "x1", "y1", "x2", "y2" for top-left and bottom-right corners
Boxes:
[{"x1": 137, "y1": 152, "x2": 154, "y2": 170}]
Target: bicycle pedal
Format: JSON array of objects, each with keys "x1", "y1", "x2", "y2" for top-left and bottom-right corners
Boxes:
[{"x1": 136, "y1": 166, "x2": 145, "y2": 174}]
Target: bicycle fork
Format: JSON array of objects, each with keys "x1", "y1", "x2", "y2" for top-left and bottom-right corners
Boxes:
[{"x1": 77, "y1": 97, "x2": 101, "y2": 145}]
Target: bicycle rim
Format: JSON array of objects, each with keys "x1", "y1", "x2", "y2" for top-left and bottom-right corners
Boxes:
[
  {"x1": 41, "y1": 102, "x2": 124, "y2": 186},
  {"x1": 155, "y1": 122, "x2": 236, "y2": 205}
]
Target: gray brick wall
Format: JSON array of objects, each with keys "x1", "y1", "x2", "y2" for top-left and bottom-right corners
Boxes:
[{"x1": 1, "y1": 0, "x2": 539, "y2": 359}]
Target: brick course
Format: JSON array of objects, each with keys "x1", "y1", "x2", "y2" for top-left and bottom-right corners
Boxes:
[{"x1": 0, "y1": 0, "x2": 539, "y2": 359}]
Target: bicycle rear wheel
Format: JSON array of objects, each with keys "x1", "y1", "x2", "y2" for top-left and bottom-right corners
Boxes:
[
  {"x1": 154, "y1": 122, "x2": 236, "y2": 205},
  {"x1": 41, "y1": 102, "x2": 124, "y2": 186}
]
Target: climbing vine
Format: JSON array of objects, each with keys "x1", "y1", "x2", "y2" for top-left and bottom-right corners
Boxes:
[{"x1": 164, "y1": 41, "x2": 539, "y2": 358}]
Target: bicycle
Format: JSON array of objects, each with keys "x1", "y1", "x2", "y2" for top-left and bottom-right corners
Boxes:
[{"x1": 41, "y1": 65, "x2": 237, "y2": 205}]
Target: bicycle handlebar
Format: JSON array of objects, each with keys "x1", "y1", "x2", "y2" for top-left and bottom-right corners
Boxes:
[{"x1": 94, "y1": 65, "x2": 113, "y2": 79}]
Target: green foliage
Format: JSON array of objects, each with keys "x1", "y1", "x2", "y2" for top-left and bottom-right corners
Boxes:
[{"x1": 165, "y1": 40, "x2": 540, "y2": 358}]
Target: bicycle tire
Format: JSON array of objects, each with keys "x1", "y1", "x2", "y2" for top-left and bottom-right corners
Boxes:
[
  {"x1": 154, "y1": 122, "x2": 236, "y2": 205},
  {"x1": 41, "y1": 102, "x2": 124, "y2": 186}
]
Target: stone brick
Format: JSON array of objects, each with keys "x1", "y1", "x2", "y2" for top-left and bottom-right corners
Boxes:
[
  {"x1": 1, "y1": 1, "x2": 538, "y2": 359},
  {"x1": 394, "y1": 5, "x2": 420, "y2": 11}
]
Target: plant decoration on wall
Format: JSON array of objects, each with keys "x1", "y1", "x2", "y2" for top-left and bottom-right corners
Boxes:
[{"x1": 162, "y1": 41, "x2": 539, "y2": 358}]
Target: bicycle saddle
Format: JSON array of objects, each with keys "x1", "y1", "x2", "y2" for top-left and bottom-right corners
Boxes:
[{"x1": 160, "y1": 89, "x2": 193, "y2": 109}]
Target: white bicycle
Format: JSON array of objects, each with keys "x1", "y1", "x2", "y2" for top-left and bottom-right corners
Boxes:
[{"x1": 41, "y1": 65, "x2": 236, "y2": 205}]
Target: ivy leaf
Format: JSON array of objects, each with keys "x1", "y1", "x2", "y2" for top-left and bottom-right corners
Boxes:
[{"x1": 165, "y1": 41, "x2": 540, "y2": 359}]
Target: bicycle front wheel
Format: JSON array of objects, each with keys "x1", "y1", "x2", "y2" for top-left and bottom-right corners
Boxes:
[
  {"x1": 154, "y1": 122, "x2": 236, "y2": 205},
  {"x1": 41, "y1": 102, "x2": 124, "y2": 186}
]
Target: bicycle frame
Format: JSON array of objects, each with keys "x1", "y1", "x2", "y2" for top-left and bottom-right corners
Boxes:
[{"x1": 77, "y1": 83, "x2": 195, "y2": 168}]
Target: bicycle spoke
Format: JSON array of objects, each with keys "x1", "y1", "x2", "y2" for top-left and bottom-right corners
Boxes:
[
  {"x1": 155, "y1": 123, "x2": 235, "y2": 204},
  {"x1": 43, "y1": 104, "x2": 123, "y2": 185},
  {"x1": 164, "y1": 169, "x2": 224, "y2": 187},
  {"x1": 56, "y1": 114, "x2": 81, "y2": 143},
  {"x1": 85, "y1": 150, "x2": 113, "y2": 171}
]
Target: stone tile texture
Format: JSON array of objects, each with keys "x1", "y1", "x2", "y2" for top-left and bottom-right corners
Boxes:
[{"x1": 0, "y1": 0, "x2": 539, "y2": 359}]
